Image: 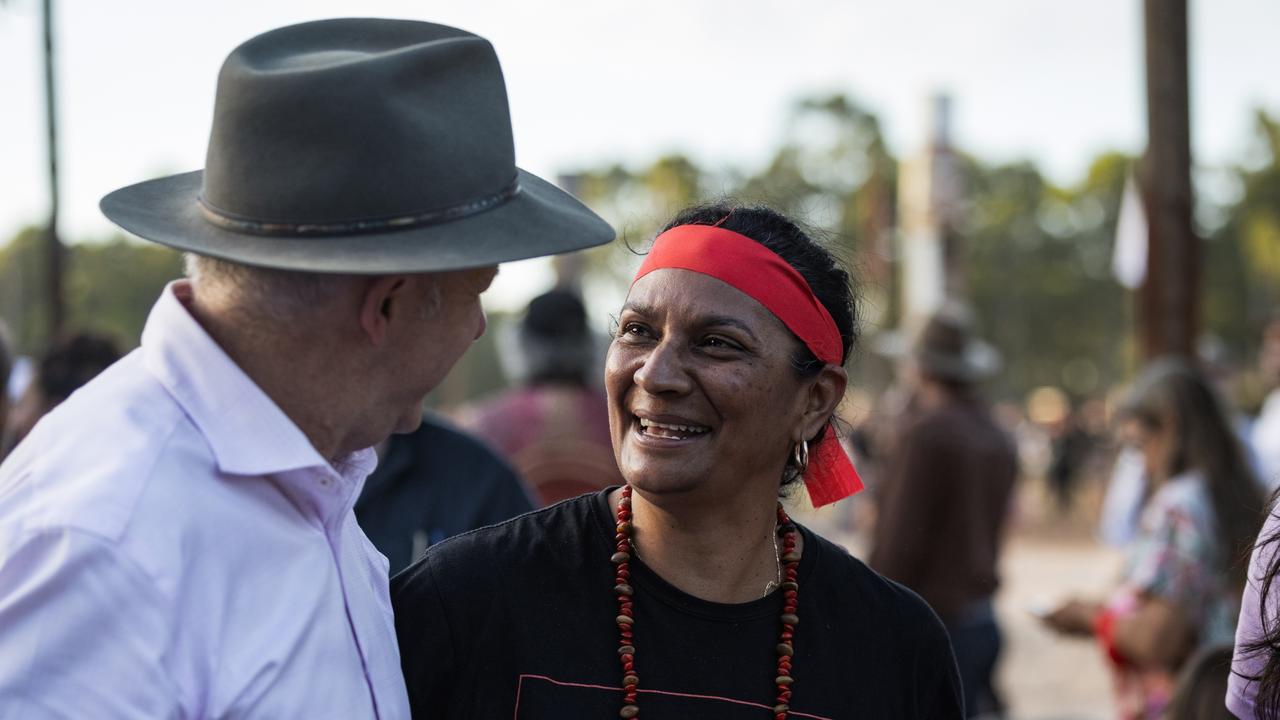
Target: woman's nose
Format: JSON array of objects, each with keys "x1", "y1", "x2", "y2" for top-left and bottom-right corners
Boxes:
[{"x1": 633, "y1": 339, "x2": 692, "y2": 395}]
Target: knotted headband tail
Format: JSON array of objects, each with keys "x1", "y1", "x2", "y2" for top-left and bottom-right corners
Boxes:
[
  {"x1": 634, "y1": 223, "x2": 863, "y2": 507},
  {"x1": 804, "y1": 425, "x2": 864, "y2": 507}
]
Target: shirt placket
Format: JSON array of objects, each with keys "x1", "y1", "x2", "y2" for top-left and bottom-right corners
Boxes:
[{"x1": 309, "y1": 466, "x2": 386, "y2": 719}]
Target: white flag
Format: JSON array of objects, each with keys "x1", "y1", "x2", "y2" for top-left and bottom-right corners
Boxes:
[{"x1": 1112, "y1": 173, "x2": 1148, "y2": 289}]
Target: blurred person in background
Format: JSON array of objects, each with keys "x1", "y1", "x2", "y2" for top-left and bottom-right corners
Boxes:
[
  {"x1": 1043, "y1": 359, "x2": 1263, "y2": 719},
  {"x1": 1048, "y1": 400, "x2": 1094, "y2": 515},
  {"x1": 454, "y1": 287, "x2": 621, "y2": 504},
  {"x1": 1251, "y1": 316, "x2": 1280, "y2": 490},
  {"x1": 355, "y1": 412, "x2": 535, "y2": 574},
  {"x1": 3, "y1": 332, "x2": 121, "y2": 455},
  {"x1": 869, "y1": 309, "x2": 1018, "y2": 719}
]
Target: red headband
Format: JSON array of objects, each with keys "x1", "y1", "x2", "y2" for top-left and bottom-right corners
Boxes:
[{"x1": 631, "y1": 223, "x2": 863, "y2": 507}]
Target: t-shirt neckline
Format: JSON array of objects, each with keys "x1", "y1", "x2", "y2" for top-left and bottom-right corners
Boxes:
[{"x1": 589, "y1": 487, "x2": 821, "y2": 623}]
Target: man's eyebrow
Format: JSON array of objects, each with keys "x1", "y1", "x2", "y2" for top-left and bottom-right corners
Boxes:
[{"x1": 619, "y1": 303, "x2": 759, "y2": 343}]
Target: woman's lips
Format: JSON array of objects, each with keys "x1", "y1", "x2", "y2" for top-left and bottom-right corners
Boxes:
[{"x1": 632, "y1": 415, "x2": 712, "y2": 445}]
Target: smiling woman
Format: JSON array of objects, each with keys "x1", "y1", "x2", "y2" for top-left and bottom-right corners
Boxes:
[{"x1": 391, "y1": 204, "x2": 963, "y2": 720}]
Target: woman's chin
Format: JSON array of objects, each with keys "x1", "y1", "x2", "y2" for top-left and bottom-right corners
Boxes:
[{"x1": 622, "y1": 469, "x2": 706, "y2": 497}]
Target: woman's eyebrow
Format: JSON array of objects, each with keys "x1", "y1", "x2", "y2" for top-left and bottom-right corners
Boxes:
[
  {"x1": 699, "y1": 314, "x2": 760, "y2": 342},
  {"x1": 620, "y1": 303, "x2": 759, "y2": 342},
  {"x1": 619, "y1": 301, "x2": 656, "y2": 317}
]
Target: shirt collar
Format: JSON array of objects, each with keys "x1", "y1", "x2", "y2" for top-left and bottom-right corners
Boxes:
[{"x1": 140, "y1": 281, "x2": 376, "y2": 480}]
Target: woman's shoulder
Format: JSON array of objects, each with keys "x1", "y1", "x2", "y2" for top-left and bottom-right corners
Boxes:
[
  {"x1": 804, "y1": 528, "x2": 951, "y2": 640},
  {"x1": 1143, "y1": 472, "x2": 1215, "y2": 533}
]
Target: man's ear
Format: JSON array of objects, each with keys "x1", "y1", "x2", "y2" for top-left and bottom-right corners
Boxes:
[
  {"x1": 358, "y1": 276, "x2": 409, "y2": 347},
  {"x1": 798, "y1": 365, "x2": 848, "y2": 442}
]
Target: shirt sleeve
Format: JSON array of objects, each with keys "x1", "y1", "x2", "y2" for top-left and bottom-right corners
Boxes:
[
  {"x1": 392, "y1": 552, "x2": 458, "y2": 718},
  {"x1": 0, "y1": 529, "x2": 183, "y2": 719},
  {"x1": 1228, "y1": 511, "x2": 1280, "y2": 718},
  {"x1": 914, "y1": 600, "x2": 965, "y2": 719},
  {"x1": 1125, "y1": 493, "x2": 1212, "y2": 610}
]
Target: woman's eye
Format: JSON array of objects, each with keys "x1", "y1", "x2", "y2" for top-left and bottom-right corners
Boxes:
[
  {"x1": 621, "y1": 322, "x2": 651, "y2": 338},
  {"x1": 702, "y1": 336, "x2": 739, "y2": 350}
]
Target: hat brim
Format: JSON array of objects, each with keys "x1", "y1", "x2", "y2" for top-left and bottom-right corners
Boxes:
[{"x1": 100, "y1": 168, "x2": 614, "y2": 274}]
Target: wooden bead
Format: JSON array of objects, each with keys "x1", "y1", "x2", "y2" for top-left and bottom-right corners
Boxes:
[
  {"x1": 615, "y1": 584, "x2": 634, "y2": 596},
  {"x1": 776, "y1": 643, "x2": 793, "y2": 656},
  {"x1": 780, "y1": 581, "x2": 798, "y2": 591},
  {"x1": 773, "y1": 704, "x2": 790, "y2": 715},
  {"x1": 781, "y1": 613, "x2": 799, "y2": 625},
  {"x1": 623, "y1": 674, "x2": 639, "y2": 686},
  {"x1": 775, "y1": 675, "x2": 795, "y2": 686},
  {"x1": 781, "y1": 552, "x2": 801, "y2": 563},
  {"x1": 620, "y1": 705, "x2": 640, "y2": 718},
  {"x1": 616, "y1": 614, "x2": 634, "y2": 625},
  {"x1": 611, "y1": 552, "x2": 631, "y2": 564},
  {"x1": 618, "y1": 645, "x2": 635, "y2": 655}
]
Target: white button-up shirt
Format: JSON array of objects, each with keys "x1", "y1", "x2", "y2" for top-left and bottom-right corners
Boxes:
[{"x1": 0, "y1": 282, "x2": 411, "y2": 719}]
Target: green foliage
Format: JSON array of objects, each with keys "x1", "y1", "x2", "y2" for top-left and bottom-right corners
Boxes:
[
  {"x1": 1209, "y1": 109, "x2": 1280, "y2": 350},
  {"x1": 963, "y1": 152, "x2": 1131, "y2": 399},
  {"x1": 0, "y1": 230, "x2": 183, "y2": 356}
]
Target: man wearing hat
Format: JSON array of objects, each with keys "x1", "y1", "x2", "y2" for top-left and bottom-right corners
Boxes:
[
  {"x1": 0, "y1": 18, "x2": 611, "y2": 719},
  {"x1": 868, "y1": 309, "x2": 1018, "y2": 719}
]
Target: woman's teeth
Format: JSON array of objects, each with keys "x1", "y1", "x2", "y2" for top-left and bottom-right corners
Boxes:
[{"x1": 638, "y1": 418, "x2": 710, "y2": 439}]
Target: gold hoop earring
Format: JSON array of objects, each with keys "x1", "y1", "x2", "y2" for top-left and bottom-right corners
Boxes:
[{"x1": 792, "y1": 439, "x2": 810, "y2": 474}]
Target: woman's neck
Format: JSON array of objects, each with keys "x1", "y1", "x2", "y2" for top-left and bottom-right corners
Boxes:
[{"x1": 610, "y1": 486, "x2": 797, "y2": 604}]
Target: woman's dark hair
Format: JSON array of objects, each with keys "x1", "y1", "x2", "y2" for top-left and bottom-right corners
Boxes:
[
  {"x1": 1116, "y1": 357, "x2": 1264, "y2": 593},
  {"x1": 1165, "y1": 644, "x2": 1236, "y2": 720},
  {"x1": 658, "y1": 203, "x2": 860, "y2": 487},
  {"x1": 1243, "y1": 492, "x2": 1280, "y2": 717}
]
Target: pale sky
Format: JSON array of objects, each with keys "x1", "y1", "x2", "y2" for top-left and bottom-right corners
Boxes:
[{"x1": 2, "y1": 0, "x2": 1279, "y2": 310}]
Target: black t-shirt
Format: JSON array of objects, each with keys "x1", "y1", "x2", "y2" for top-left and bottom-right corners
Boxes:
[{"x1": 391, "y1": 490, "x2": 962, "y2": 719}]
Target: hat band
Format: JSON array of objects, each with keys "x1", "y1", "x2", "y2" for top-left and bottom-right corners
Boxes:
[{"x1": 196, "y1": 178, "x2": 522, "y2": 237}]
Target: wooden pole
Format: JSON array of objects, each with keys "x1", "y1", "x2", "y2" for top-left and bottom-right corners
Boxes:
[
  {"x1": 1140, "y1": 0, "x2": 1198, "y2": 360},
  {"x1": 42, "y1": 0, "x2": 65, "y2": 343}
]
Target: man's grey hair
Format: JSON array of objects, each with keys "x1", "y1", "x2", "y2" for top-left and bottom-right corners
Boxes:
[{"x1": 184, "y1": 253, "x2": 441, "y2": 325}]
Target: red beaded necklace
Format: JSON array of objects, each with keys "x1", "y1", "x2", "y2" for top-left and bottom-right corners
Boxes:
[{"x1": 611, "y1": 484, "x2": 801, "y2": 719}]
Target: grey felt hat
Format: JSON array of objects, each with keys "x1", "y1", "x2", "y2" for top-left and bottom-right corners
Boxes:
[{"x1": 100, "y1": 18, "x2": 614, "y2": 273}]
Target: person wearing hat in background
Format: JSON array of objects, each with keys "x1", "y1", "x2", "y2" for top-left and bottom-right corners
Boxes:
[
  {"x1": 869, "y1": 308, "x2": 1018, "y2": 719},
  {"x1": 454, "y1": 288, "x2": 622, "y2": 505},
  {"x1": 0, "y1": 18, "x2": 612, "y2": 720}
]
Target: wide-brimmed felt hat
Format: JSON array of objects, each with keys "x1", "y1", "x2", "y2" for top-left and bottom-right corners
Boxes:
[
  {"x1": 100, "y1": 18, "x2": 614, "y2": 274},
  {"x1": 913, "y1": 308, "x2": 1000, "y2": 384}
]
